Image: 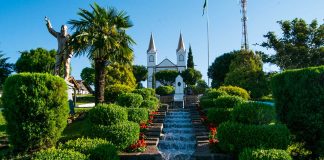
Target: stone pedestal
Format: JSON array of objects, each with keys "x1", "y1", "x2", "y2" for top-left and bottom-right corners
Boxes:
[
  {"x1": 66, "y1": 80, "x2": 75, "y2": 114},
  {"x1": 174, "y1": 75, "x2": 184, "y2": 108}
]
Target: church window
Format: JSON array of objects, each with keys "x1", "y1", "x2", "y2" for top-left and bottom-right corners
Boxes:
[
  {"x1": 179, "y1": 55, "x2": 184, "y2": 61},
  {"x1": 149, "y1": 55, "x2": 154, "y2": 62}
]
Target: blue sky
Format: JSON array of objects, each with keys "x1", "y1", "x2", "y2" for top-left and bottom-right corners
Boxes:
[{"x1": 0, "y1": 0, "x2": 323, "y2": 84}]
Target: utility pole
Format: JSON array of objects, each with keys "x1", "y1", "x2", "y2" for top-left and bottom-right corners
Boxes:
[{"x1": 240, "y1": 0, "x2": 249, "y2": 50}]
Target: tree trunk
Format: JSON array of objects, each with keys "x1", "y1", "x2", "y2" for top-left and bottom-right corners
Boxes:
[{"x1": 94, "y1": 59, "x2": 106, "y2": 105}]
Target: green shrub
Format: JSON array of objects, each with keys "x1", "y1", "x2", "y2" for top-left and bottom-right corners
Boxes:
[
  {"x1": 132, "y1": 88, "x2": 155, "y2": 100},
  {"x1": 218, "y1": 85, "x2": 250, "y2": 100},
  {"x1": 239, "y1": 148, "x2": 292, "y2": 160},
  {"x1": 89, "y1": 121, "x2": 140, "y2": 149},
  {"x1": 204, "y1": 89, "x2": 228, "y2": 99},
  {"x1": 212, "y1": 95, "x2": 245, "y2": 108},
  {"x1": 117, "y1": 93, "x2": 143, "y2": 108},
  {"x1": 88, "y1": 104, "x2": 127, "y2": 125},
  {"x1": 60, "y1": 138, "x2": 119, "y2": 160},
  {"x1": 287, "y1": 142, "x2": 312, "y2": 160},
  {"x1": 207, "y1": 108, "x2": 232, "y2": 125},
  {"x1": 271, "y1": 66, "x2": 324, "y2": 156},
  {"x1": 155, "y1": 85, "x2": 175, "y2": 95},
  {"x1": 232, "y1": 102, "x2": 276, "y2": 125},
  {"x1": 127, "y1": 108, "x2": 148, "y2": 123},
  {"x1": 199, "y1": 90, "x2": 228, "y2": 108},
  {"x1": 140, "y1": 100, "x2": 159, "y2": 111},
  {"x1": 2, "y1": 73, "x2": 68, "y2": 152},
  {"x1": 32, "y1": 148, "x2": 88, "y2": 160},
  {"x1": 218, "y1": 121, "x2": 290, "y2": 153},
  {"x1": 104, "y1": 84, "x2": 134, "y2": 103}
]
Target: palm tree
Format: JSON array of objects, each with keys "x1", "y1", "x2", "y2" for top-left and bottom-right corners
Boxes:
[{"x1": 68, "y1": 3, "x2": 134, "y2": 104}]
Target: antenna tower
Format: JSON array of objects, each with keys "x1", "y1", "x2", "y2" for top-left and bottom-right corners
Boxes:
[{"x1": 240, "y1": 0, "x2": 249, "y2": 50}]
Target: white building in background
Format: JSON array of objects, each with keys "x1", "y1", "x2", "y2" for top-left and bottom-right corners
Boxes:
[{"x1": 147, "y1": 33, "x2": 187, "y2": 88}]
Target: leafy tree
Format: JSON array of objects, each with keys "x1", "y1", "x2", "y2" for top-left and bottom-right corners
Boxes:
[
  {"x1": 132, "y1": 65, "x2": 148, "y2": 84},
  {"x1": 155, "y1": 70, "x2": 178, "y2": 86},
  {"x1": 187, "y1": 45, "x2": 194, "y2": 69},
  {"x1": 68, "y1": 3, "x2": 135, "y2": 104},
  {"x1": 80, "y1": 67, "x2": 95, "y2": 86},
  {"x1": 262, "y1": 18, "x2": 324, "y2": 69},
  {"x1": 208, "y1": 51, "x2": 239, "y2": 88},
  {"x1": 0, "y1": 52, "x2": 13, "y2": 88},
  {"x1": 180, "y1": 68, "x2": 202, "y2": 85},
  {"x1": 224, "y1": 50, "x2": 269, "y2": 99},
  {"x1": 106, "y1": 63, "x2": 136, "y2": 88},
  {"x1": 15, "y1": 48, "x2": 56, "y2": 73}
]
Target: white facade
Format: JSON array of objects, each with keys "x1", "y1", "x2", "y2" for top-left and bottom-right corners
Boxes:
[{"x1": 147, "y1": 33, "x2": 187, "y2": 88}]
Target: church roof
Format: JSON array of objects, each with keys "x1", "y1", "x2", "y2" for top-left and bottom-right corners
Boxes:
[
  {"x1": 156, "y1": 58, "x2": 177, "y2": 67},
  {"x1": 176, "y1": 33, "x2": 185, "y2": 52},
  {"x1": 147, "y1": 33, "x2": 156, "y2": 53}
]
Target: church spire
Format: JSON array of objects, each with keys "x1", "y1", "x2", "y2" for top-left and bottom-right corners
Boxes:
[
  {"x1": 176, "y1": 32, "x2": 185, "y2": 52},
  {"x1": 147, "y1": 33, "x2": 156, "y2": 53}
]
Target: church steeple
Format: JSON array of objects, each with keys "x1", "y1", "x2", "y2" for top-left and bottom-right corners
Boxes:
[
  {"x1": 176, "y1": 33, "x2": 185, "y2": 52},
  {"x1": 147, "y1": 33, "x2": 156, "y2": 53}
]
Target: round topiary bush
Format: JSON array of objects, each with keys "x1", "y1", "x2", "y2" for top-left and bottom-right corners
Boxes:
[
  {"x1": 117, "y1": 93, "x2": 143, "y2": 108},
  {"x1": 207, "y1": 108, "x2": 233, "y2": 125},
  {"x1": 205, "y1": 89, "x2": 228, "y2": 99},
  {"x1": 104, "y1": 84, "x2": 134, "y2": 103},
  {"x1": 218, "y1": 85, "x2": 250, "y2": 100},
  {"x1": 60, "y1": 138, "x2": 119, "y2": 160},
  {"x1": 2, "y1": 73, "x2": 69, "y2": 152},
  {"x1": 90, "y1": 121, "x2": 140, "y2": 150},
  {"x1": 88, "y1": 104, "x2": 127, "y2": 126},
  {"x1": 140, "y1": 100, "x2": 159, "y2": 111},
  {"x1": 32, "y1": 148, "x2": 88, "y2": 160},
  {"x1": 132, "y1": 88, "x2": 155, "y2": 100},
  {"x1": 127, "y1": 108, "x2": 149, "y2": 123},
  {"x1": 155, "y1": 85, "x2": 175, "y2": 96},
  {"x1": 217, "y1": 121, "x2": 290, "y2": 153},
  {"x1": 239, "y1": 148, "x2": 292, "y2": 160},
  {"x1": 212, "y1": 95, "x2": 245, "y2": 108},
  {"x1": 232, "y1": 102, "x2": 276, "y2": 125}
]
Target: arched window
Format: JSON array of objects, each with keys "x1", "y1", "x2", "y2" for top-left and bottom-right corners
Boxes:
[
  {"x1": 149, "y1": 55, "x2": 154, "y2": 62},
  {"x1": 179, "y1": 54, "x2": 184, "y2": 61}
]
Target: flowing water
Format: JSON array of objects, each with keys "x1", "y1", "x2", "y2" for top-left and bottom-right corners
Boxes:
[{"x1": 158, "y1": 110, "x2": 196, "y2": 160}]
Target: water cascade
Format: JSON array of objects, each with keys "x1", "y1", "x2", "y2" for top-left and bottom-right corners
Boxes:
[{"x1": 158, "y1": 110, "x2": 196, "y2": 160}]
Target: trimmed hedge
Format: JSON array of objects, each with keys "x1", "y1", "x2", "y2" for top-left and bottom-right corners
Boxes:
[
  {"x1": 60, "y1": 138, "x2": 119, "y2": 160},
  {"x1": 239, "y1": 148, "x2": 292, "y2": 160},
  {"x1": 2, "y1": 73, "x2": 68, "y2": 152},
  {"x1": 155, "y1": 85, "x2": 175, "y2": 96},
  {"x1": 127, "y1": 108, "x2": 149, "y2": 123},
  {"x1": 232, "y1": 102, "x2": 276, "y2": 125},
  {"x1": 218, "y1": 121, "x2": 290, "y2": 153},
  {"x1": 140, "y1": 100, "x2": 159, "y2": 111},
  {"x1": 218, "y1": 85, "x2": 250, "y2": 100},
  {"x1": 207, "y1": 108, "x2": 233, "y2": 125},
  {"x1": 271, "y1": 66, "x2": 324, "y2": 156},
  {"x1": 90, "y1": 121, "x2": 140, "y2": 150},
  {"x1": 132, "y1": 88, "x2": 155, "y2": 100},
  {"x1": 104, "y1": 84, "x2": 134, "y2": 103},
  {"x1": 32, "y1": 148, "x2": 88, "y2": 160},
  {"x1": 199, "y1": 90, "x2": 228, "y2": 108},
  {"x1": 117, "y1": 93, "x2": 143, "y2": 108},
  {"x1": 89, "y1": 104, "x2": 128, "y2": 126},
  {"x1": 212, "y1": 95, "x2": 245, "y2": 109}
]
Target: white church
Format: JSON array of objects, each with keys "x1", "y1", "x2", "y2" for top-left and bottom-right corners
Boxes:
[{"x1": 147, "y1": 33, "x2": 187, "y2": 89}]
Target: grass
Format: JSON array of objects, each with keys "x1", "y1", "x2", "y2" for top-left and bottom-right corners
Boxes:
[{"x1": 76, "y1": 94, "x2": 95, "y2": 104}]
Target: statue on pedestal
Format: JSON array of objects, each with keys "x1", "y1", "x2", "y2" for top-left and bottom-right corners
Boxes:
[{"x1": 45, "y1": 16, "x2": 73, "y2": 80}]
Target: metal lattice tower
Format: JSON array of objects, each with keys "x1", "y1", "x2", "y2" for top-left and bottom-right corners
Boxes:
[{"x1": 240, "y1": 0, "x2": 249, "y2": 50}]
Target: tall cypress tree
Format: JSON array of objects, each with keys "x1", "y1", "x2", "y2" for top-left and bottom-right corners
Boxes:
[{"x1": 187, "y1": 45, "x2": 194, "y2": 69}]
